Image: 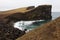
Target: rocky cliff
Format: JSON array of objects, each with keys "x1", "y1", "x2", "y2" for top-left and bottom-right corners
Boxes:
[{"x1": 5, "y1": 5, "x2": 52, "y2": 24}]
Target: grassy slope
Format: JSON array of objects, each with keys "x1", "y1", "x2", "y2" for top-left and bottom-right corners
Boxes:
[
  {"x1": 0, "y1": 7, "x2": 33, "y2": 19},
  {"x1": 16, "y1": 17, "x2": 60, "y2": 40}
]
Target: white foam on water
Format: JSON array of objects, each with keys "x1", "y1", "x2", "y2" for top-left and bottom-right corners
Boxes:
[
  {"x1": 14, "y1": 21, "x2": 35, "y2": 31},
  {"x1": 13, "y1": 20, "x2": 44, "y2": 31}
]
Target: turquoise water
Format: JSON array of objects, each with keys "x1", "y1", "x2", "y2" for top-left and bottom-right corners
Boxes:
[
  {"x1": 14, "y1": 20, "x2": 51, "y2": 32},
  {"x1": 14, "y1": 12, "x2": 60, "y2": 32},
  {"x1": 25, "y1": 20, "x2": 50, "y2": 30}
]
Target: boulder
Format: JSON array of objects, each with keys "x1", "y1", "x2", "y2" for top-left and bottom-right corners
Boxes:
[{"x1": 0, "y1": 21, "x2": 26, "y2": 40}]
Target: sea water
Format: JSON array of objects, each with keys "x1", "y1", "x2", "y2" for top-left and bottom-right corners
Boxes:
[{"x1": 14, "y1": 12, "x2": 60, "y2": 32}]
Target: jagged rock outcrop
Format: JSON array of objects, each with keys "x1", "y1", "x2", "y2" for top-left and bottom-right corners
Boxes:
[
  {"x1": 5, "y1": 5, "x2": 52, "y2": 24},
  {"x1": 0, "y1": 21, "x2": 26, "y2": 40},
  {"x1": 26, "y1": 6, "x2": 35, "y2": 10},
  {"x1": 16, "y1": 17, "x2": 60, "y2": 40}
]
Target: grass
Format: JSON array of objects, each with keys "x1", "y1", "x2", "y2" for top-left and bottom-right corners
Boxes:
[
  {"x1": 16, "y1": 17, "x2": 60, "y2": 40},
  {"x1": 0, "y1": 6, "x2": 34, "y2": 19}
]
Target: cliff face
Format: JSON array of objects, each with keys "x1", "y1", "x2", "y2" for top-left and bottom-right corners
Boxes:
[
  {"x1": 25, "y1": 5, "x2": 52, "y2": 20},
  {"x1": 5, "y1": 5, "x2": 52, "y2": 24},
  {"x1": 16, "y1": 17, "x2": 60, "y2": 40}
]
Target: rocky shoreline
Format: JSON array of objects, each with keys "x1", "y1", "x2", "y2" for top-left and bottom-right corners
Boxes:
[{"x1": 0, "y1": 5, "x2": 52, "y2": 40}]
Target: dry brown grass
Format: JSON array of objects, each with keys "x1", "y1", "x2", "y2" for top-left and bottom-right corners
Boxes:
[
  {"x1": 16, "y1": 17, "x2": 60, "y2": 40},
  {"x1": 0, "y1": 6, "x2": 34, "y2": 19}
]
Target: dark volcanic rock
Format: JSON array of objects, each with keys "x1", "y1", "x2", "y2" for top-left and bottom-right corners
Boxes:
[
  {"x1": 27, "y1": 6, "x2": 35, "y2": 10},
  {"x1": 25, "y1": 5, "x2": 52, "y2": 20},
  {"x1": 0, "y1": 21, "x2": 26, "y2": 40},
  {"x1": 5, "y1": 5, "x2": 52, "y2": 24}
]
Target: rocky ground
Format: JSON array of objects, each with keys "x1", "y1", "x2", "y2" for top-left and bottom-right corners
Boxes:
[{"x1": 0, "y1": 20, "x2": 26, "y2": 40}]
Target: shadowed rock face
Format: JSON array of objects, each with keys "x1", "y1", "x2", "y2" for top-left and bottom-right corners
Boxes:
[
  {"x1": 25, "y1": 5, "x2": 52, "y2": 20},
  {"x1": 26, "y1": 6, "x2": 35, "y2": 10},
  {"x1": 0, "y1": 21, "x2": 26, "y2": 40},
  {"x1": 16, "y1": 17, "x2": 60, "y2": 40},
  {"x1": 5, "y1": 5, "x2": 52, "y2": 24}
]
